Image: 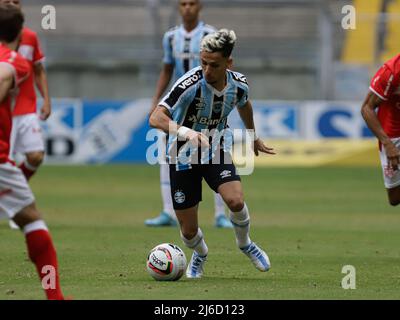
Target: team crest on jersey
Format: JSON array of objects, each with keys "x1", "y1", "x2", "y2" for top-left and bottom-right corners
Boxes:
[{"x1": 213, "y1": 101, "x2": 223, "y2": 113}]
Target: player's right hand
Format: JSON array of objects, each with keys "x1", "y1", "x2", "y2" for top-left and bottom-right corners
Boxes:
[
  {"x1": 186, "y1": 131, "x2": 210, "y2": 148},
  {"x1": 384, "y1": 141, "x2": 400, "y2": 171},
  {"x1": 177, "y1": 126, "x2": 210, "y2": 148}
]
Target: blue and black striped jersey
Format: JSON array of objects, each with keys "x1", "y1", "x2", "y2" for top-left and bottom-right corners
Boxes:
[
  {"x1": 160, "y1": 66, "x2": 250, "y2": 170},
  {"x1": 162, "y1": 21, "x2": 216, "y2": 82}
]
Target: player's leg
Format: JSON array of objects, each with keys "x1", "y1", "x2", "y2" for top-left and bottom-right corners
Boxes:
[
  {"x1": 379, "y1": 138, "x2": 400, "y2": 206},
  {"x1": 12, "y1": 114, "x2": 45, "y2": 181},
  {"x1": 213, "y1": 192, "x2": 233, "y2": 228},
  {"x1": 175, "y1": 206, "x2": 208, "y2": 278},
  {"x1": 387, "y1": 187, "x2": 400, "y2": 206},
  {"x1": 218, "y1": 180, "x2": 270, "y2": 271},
  {"x1": 169, "y1": 164, "x2": 207, "y2": 278},
  {"x1": 13, "y1": 203, "x2": 64, "y2": 300},
  {"x1": 145, "y1": 163, "x2": 177, "y2": 226},
  {"x1": 0, "y1": 163, "x2": 64, "y2": 300},
  {"x1": 21, "y1": 151, "x2": 44, "y2": 180},
  {"x1": 203, "y1": 160, "x2": 270, "y2": 272},
  {"x1": 145, "y1": 133, "x2": 177, "y2": 226}
]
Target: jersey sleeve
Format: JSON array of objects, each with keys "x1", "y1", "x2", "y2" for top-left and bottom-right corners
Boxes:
[
  {"x1": 159, "y1": 83, "x2": 194, "y2": 114},
  {"x1": 32, "y1": 32, "x2": 45, "y2": 64},
  {"x1": 370, "y1": 64, "x2": 397, "y2": 101},
  {"x1": 236, "y1": 82, "x2": 249, "y2": 108},
  {"x1": 162, "y1": 32, "x2": 174, "y2": 65},
  {"x1": 231, "y1": 71, "x2": 249, "y2": 108},
  {"x1": 159, "y1": 68, "x2": 202, "y2": 113}
]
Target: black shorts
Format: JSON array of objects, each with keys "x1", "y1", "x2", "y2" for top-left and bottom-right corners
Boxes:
[{"x1": 169, "y1": 159, "x2": 241, "y2": 210}]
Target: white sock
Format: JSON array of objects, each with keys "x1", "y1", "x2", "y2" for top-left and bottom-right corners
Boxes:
[
  {"x1": 214, "y1": 192, "x2": 226, "y2": 218},
  {"x1": 230, "y1": 203, "x2": 251, "y2": 248},
  {"x1": 23, "y1": 220, "x2": 48, "y2": 235},
  {"x1": 180, "y1": 228, "x2": 208, "y2": 257},
  {"x1": 160, "y1": 164, "x2": 176, "y2": 219}
]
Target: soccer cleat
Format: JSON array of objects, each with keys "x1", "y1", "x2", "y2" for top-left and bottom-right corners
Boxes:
[
  {"x1": 214, "y1": 214, "x2": 233, "y2": 228},
  {"x1": 145, "y1": 212, "x2": 177, "y2": 227},
  {"x1": 240, "y1": 242, "x2": 270, "y2": 272},
  {"x1": 186, "y1": 252, "x2": 207, "y2": 279},
  {"x1": 9, "y1": 220, "x2": 20, "y2": 230}
]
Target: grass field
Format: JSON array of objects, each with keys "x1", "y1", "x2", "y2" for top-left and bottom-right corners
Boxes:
[{"x1": 0, "y1": 165, "x2": 399, "y2": 300}]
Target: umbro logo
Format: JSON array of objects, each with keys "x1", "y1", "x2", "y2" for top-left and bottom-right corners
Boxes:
[
  {"x1": 220, "y1": 170, "x2": 232, "y2": 179},
  {"x1": 195, "y1": 97, "x2": 206, "y2": 110}
]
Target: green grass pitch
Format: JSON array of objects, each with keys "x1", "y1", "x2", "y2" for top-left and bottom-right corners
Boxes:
[{"x1": 0, "y1": 165, "x2": 399, "y2": 299}]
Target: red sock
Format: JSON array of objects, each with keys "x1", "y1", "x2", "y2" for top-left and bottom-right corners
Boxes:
[
  {"x1": 19, "y1": 162, "x2": 37, "y2": 181},
  {"x1": 25, "y1": 228, "x2": 64, "y2": 300}
]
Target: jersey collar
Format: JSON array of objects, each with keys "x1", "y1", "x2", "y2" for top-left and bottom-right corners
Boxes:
[
  {"x1": 205, "y1": 71, "x2": 231, "y2": 97},
  {"x1": 180, "y1": 21, "x2": 205, "y2": 37}
]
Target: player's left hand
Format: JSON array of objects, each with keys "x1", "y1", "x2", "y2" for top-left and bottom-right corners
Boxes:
[
  {"x1": 253, "y1": 138, "x2": 276, "y2": 156},
  {"x1": 39, "y1": 101, "x2": 51, "y2": 121}
]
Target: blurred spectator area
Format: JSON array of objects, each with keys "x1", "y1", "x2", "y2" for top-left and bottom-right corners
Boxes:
[{"x1": 21, "y1": 0, "x2": 397, "y2": 101}]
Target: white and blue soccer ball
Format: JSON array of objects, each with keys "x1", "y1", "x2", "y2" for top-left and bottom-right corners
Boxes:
[{"x1": 146, "y1": 243, "x2": 187, "y2": 281}]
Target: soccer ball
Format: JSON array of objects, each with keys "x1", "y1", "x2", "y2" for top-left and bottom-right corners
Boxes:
[{"x1": 146, "y1": 243, "x2": 187, "y2": 281}]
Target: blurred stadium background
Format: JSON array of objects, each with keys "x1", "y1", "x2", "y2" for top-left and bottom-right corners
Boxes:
[{"x1": 2, "y1": 0, "x2": 400, "y2": 300}]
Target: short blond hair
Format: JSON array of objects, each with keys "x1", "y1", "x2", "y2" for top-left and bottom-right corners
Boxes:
[{"x1": 201, "y1": 29, "x2": 236, "y2": 57}]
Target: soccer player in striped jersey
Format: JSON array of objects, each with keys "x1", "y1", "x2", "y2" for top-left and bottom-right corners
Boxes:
[
  {"x1": 0, "y1": 4, "x2": 64, "y2": 299},
  {"x1": 150, "y1": 29, "x2": 275, "y2": 278},
  {"x1": 145, "y1": 0, "x2": 233, "y2": 228}
]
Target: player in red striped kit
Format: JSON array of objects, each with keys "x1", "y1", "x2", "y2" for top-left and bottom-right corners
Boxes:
[
  {"x1": 0, "y1": 4, "x2": 64, "y2": 300},
  {"x1": 362, "y1": 53, "x2": 400, "y2": 205}
]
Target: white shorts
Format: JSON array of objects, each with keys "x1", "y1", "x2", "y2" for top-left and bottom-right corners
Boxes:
[
  {"x1": 379, "y1": 137, "x2": 400, "y2": 189},
  {"x1": 9, "y1": 113, "x2": 45, "y2": 158},
  {"x1": 0, "y1": 162, "x2": 35, "y2": 219}
]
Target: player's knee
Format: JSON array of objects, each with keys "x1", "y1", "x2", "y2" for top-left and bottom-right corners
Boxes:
[
  {"x1": 26, "y1": 152, "x2": 44, "y2": 167},
  {"x1": 225, "y1": 197, "x2": 244, "y2": 212},
  {"x1": 13, "y1": 203, "x2": 42, "y2": 229}
]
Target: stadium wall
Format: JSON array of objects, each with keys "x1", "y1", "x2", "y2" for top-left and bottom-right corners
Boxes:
[{"x1": 37, "y1": 99, "x2": 377, "y2": 166}]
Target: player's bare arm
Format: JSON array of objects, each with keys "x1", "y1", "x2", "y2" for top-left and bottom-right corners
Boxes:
[
  {"x1": 34, "y1": 62, "x2": 51, "y2": 120},
  {"x1": 0, "y1": 64, "x2": 14, "y2": 102},
  {"x1": 237, "y1": 100, "x2": 275, "y2": 156},
  {"x1": 361, "y1": 91, "x2": 400, "y2": 170},
  {"x1": 150, "y1": 105, "x2": 209, "y2": 147},
  {"x1": 150, "y1": 64, "x2": 174, "y2": 116}
]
